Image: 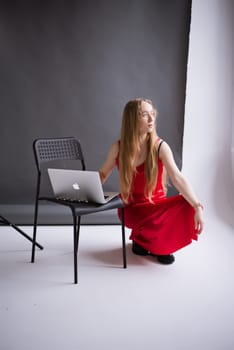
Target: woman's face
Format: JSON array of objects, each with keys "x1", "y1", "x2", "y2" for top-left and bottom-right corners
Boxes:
[{"x1": 138, "y1": 101, "x2": 156, "y2": 135}]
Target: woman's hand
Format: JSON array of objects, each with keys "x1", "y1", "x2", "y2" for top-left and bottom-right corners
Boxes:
[{"x1": 194, "y1": 206, "x2": 204, "y2": 234}]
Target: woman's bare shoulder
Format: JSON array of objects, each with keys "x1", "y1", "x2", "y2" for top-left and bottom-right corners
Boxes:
[{"x1": 155, "y1": 138, "x2": 172, "y2": 158}]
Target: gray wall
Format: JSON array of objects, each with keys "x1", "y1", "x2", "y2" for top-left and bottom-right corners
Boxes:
[{"x1": 0, "y1": 0, "x2": 191, "y2": 224}]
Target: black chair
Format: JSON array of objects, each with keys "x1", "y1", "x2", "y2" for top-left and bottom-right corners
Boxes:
[
  {"x1": 0, "y1": 214, "x2": 43, "y2": 250},
  {"x1": 31, "y1": 137, "x2": 126, "y2": 284}
]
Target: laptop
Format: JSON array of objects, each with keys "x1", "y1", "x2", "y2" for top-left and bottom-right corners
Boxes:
[{"x1": 47, "y1": 168, "x2": 119, "y2": 204}]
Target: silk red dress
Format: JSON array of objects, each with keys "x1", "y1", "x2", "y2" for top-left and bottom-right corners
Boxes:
[{"x1": 117, "y1": 144, "x2": 198, "y2": 255}]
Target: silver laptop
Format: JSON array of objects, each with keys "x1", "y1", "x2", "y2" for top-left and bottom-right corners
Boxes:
[{"x1": 47, "y1": 168, "x2": 119, "y2": 204}]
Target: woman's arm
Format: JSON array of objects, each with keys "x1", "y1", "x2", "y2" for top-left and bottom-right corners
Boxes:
[
  {"x1": 98, "y1": 141, "x2": 119, "y2": 184},
  {"x1": 159, "y1": 141, "x2": 204, "y2": 234}
]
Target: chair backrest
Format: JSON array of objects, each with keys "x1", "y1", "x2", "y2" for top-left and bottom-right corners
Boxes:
[
  {"x1": 33, "y1": 137, "x2": 86, "y2": 172},
  {"x1": 33, "y1": 137, "x2": 86, "y2": 198}
]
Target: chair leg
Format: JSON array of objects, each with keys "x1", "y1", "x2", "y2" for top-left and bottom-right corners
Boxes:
[
  {"x1": 31, "y1": 200, "x2": 40, "y2": 263},
  {"x1": 76, "y1": 216, "x2": 81, "y2": 253},
  {"x1": 73, "y1": 214, "x2": 81, "y2": 284},
  {"x1": 0, "y1": 215, "x2": 43, "y2": 250},
  {"x1": 120, "y1": 208, "x2": 127, "y2": 268}
]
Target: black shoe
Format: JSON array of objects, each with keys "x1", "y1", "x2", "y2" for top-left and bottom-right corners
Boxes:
[
  {"x1": 156, "y1": 254, "x2": 175, "y2": 264},
  {"x1": 132, "y1": 242, "x2": 149, "y2": 256}
]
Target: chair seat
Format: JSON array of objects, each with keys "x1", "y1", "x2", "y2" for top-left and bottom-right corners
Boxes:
[{"x1": 39, "y1": 195, "x2": 124, "y2": 216}]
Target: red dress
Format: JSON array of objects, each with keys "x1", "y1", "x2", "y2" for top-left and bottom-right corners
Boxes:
[{"x1": 117, "y1": 148, "x2": 198, "y2": 255}]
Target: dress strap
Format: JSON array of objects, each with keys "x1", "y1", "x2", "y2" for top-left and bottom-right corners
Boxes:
[{"x1": 157, "y1": 139, "x2": 164, "y2": 157}]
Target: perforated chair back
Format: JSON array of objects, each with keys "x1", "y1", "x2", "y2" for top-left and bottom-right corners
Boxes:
[{"x1": 33, "y1": 137, "x2": 85, "y2": 171}]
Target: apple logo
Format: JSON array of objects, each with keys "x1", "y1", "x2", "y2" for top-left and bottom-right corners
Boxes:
[{"x1": 72, "y1": 182, "x2": 80, "y2": 190}]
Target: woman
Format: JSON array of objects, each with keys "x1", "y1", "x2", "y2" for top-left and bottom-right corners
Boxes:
[{"x1": 99, "y1": 98, "x2": 204, "y2": 264}]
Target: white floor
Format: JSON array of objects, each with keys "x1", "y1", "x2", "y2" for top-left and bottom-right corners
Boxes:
[{"x1": 1, "y1": 217, "x2": 234, "y2": 350}]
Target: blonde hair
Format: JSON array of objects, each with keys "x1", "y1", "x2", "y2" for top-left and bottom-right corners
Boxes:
[{"x1": 119, "y1": 98, "x2": 159, "y2": 203}]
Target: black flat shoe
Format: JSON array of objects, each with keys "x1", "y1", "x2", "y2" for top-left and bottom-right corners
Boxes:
[
  {"x1": 132, "y1": 242, "x2": 149, "y2": 256},
  {"x1": 155, "y1": 254, "x2": 175, "y2": 264}
]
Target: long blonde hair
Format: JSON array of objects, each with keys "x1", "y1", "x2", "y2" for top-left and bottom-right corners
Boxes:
[{"x1": 119, "y1": 98, "x2": 158, "y2": 203}]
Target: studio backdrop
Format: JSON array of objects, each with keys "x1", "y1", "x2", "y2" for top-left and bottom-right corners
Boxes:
[{"x1": 0, "y1": 0, "x2": 191, "y2": 224}]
